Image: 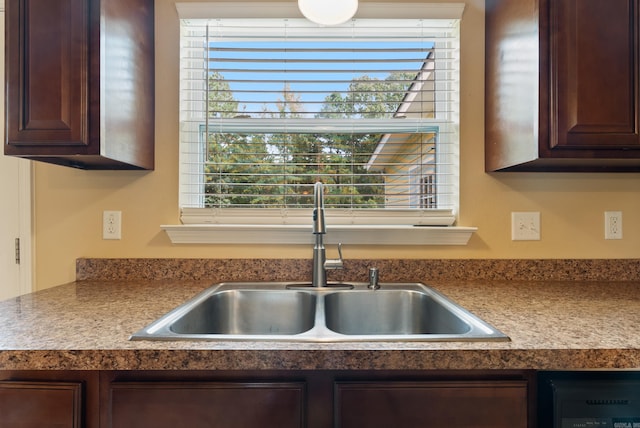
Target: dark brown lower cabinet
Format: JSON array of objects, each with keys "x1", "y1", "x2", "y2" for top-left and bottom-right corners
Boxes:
[
  {"x1": 0, "y1": 381, "x2": 83, "y2": 428},
  {"x1": 0, "y1": 370, "x2": 533, "y2": 428},
  {"x1": 335, "y1": 380, "x2": 528, "y2": 428},
  {"x1": 108, "y1": 381, "x2": 305, "y2": 428}
]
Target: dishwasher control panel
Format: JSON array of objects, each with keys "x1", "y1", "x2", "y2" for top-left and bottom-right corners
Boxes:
[{"x1": 550, "y1": 379, "x2": 640, "y2": 428}]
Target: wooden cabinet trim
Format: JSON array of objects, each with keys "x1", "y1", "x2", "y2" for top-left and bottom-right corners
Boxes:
[
  {"x1": 108, "y1": 381, "x2": 306, "y2": 428},
  {"x1": 6, "y1": 0, "x2": 89, "y2": 147},
  {"x1": 335, "y1": 380, "x2": 529, "y2": 428},
  {"x1": 550, "y1": 0, "x2": 640, "y2": 150},
  {"x1": 0, "y1": 380, "x2": 83, "y2": 428}
]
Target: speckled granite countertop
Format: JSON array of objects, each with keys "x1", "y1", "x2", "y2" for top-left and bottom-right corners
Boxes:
[{"x1": 1, "y1": 272, "x2": 640, "y2": 371}]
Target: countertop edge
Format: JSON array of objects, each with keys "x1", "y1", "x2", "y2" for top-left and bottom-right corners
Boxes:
[{"x1": 1, "y1": 348, "x2": 639, "y2": 371}]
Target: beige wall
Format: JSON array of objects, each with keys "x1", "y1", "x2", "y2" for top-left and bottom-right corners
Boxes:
[{"x1": 33, "y1": 0, "x2": 640, "y2": 290}]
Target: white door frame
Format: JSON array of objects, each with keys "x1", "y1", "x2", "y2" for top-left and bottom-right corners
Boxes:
[
  {"x1": 18, "y1": 161, "x2": 34, "y2": 295},
  {"x1": 2, "y1": 0, "x2": 33, "y2": 295}
]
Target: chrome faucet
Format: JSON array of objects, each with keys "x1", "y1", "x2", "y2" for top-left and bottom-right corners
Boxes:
[{"x1": 312, "y1": 182, "x2": 343, "y2": 287}]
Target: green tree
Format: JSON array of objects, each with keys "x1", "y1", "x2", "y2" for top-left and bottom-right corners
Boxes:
[
  {"x1": 204, "y1": 73, "x2": 277, "y2": 207},
  {"x1": 207, "y1": 71, "x2": 238, "y2": 118},
  {"x1": 318, "y1": 72, "x2": 417, "y2": 119},
  {"x1": 312, "y1": 72, "x2": 419, "y2": 207},
  {"x1": 205, "y1": 71, "x2": 417, "y2": 207}
]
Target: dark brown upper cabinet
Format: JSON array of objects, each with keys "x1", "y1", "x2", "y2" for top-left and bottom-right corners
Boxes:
[
  {"x1": 485, "y1": 0, "x2": 640, "y2": 172},
  {"x1": 4, "y1": 0, "x2": 154, "y2": 170}
]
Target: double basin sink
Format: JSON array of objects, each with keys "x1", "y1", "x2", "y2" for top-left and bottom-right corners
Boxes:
[{"x1": 131, "y1": 282, "x2": 508, "y2": 342}]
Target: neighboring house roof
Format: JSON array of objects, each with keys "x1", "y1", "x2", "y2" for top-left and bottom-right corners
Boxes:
[{"x1": 366, "y1": 52, "x2": 436, "y2": 172}]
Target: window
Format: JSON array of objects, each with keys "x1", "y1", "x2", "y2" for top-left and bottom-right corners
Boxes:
[{"x1": 167, "y1": 3, "x2": 474, "y2": 245}]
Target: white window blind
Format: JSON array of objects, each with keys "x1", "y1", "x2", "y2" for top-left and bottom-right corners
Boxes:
[{"x1": 178, "y1": 3, "x2": 461, "y2": 227}]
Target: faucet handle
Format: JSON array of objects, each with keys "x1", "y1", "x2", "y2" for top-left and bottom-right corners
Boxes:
[{"x1": 325, "y1": 243, "x2": 344, "y2": 270}]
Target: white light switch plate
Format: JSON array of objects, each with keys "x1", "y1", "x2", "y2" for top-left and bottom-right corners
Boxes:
[{"x1": 511, "y1": 212, "x2": 540, "y2": 241}]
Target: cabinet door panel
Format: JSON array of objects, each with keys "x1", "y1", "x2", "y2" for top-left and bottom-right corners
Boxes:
[
  {"x1": 109, "y1": 381, "x2": 305, "y2": 428},
  {"x1": 6, "y1": 0, "x2": 88, "y2": 147},
  {"x1": 335, "y1": 380, "x2": 528, "y2": 428},
  {"x1": 551, "y1": 0, "x2": 640, "y2": 149},
  {"x1": 0, "y1": 381, "x2": 82, "y2": 428}
]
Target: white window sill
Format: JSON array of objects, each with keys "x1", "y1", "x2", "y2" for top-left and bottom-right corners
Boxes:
[{"x1": 161, "y1": 224, "x2": 477, "y2": 245}]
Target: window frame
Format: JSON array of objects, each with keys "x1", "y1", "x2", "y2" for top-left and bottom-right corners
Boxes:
[{"x1": 165, "y1": 2, "x2": 476, "y2": 245}]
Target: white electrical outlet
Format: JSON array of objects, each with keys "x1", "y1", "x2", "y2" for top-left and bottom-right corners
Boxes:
[
  {"x1": 604, "y1": 211, "x2": 622, "y2": 240},
  {"x1": 511, "y1": 212, "x2": 541, "y2": 241},
  {"x1": 103, "y1": 211, "x2": 122, "y2": 240}
]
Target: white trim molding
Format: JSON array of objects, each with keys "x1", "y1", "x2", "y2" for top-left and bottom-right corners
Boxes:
[{"x1": 162, "y1": 224, "x2": 477, "y2": 245}]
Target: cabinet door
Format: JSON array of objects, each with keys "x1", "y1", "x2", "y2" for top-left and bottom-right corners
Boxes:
[
  {"x1": 5, "y1": 0, "x2": 89, "y2": 148},
  {"x1": 4, "y1": 0, "x2": 154, "y2": 169},
  {"x1": 551, "y1": 0, "x2": 640, "y2": 150},
  {"x1": 335, "y1": 380, "x2": 528, "y2": 428},
  {"x1": 0, "y1": 381, "x2": 82, "y2": 428},
  {"x1": 109, "y1": 381, "x2": 305, "y2": 428}
]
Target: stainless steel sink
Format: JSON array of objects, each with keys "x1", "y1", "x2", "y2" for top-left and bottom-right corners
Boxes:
[
  {"x1": 324, "y1": 290, "x2": 472, "y2": 336},
  {"x1": 130, "y1": 282, "x2": 509, "y2": 342},
  {"x1": 170, "y1": 290, "x2": 316, "y2": 335}
]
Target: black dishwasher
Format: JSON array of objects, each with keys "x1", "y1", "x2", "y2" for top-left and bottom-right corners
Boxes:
[{"x1": 538, "y1": 372, "x2": 640, "y2": 428}]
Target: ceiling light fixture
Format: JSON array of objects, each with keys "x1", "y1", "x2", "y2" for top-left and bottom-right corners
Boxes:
[{"x1": 298, "y1": 0, "x2": 358, "y2": 26}]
